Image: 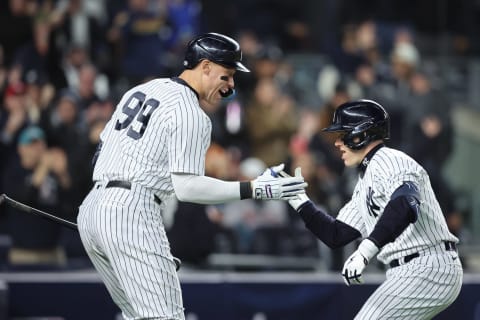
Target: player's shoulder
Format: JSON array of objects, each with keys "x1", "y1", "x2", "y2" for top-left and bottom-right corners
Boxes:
[
  {"x1": 377, "y1": 146, "x2": 410, "y2": 159},
  {"x1": 134, "y1": 78, "x2": 176, "y2": 93},
  {"x1": 146, "y1": 78, "x2": 199, "y2": 101},
  {"x1": 371, "y1": 146, "x2": 421, "y2": 171}
]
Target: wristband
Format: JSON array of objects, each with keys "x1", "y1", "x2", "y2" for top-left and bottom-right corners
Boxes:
[{"x1": 240, "y1": 181, "x2": 252, "y2": 199}]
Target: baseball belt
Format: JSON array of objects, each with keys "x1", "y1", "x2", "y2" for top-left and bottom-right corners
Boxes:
[
  {"x1": 389, "y1": 241, "x2": 457, "y2": 268},
  {"x1": 104, "y1": 180, "x2": 162, "y2": 205}
]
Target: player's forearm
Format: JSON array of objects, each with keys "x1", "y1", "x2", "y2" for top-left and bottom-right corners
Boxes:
[
  {"x1": 171, "y1": 173, "x2": 243, "y2": 204},
  {"x1": 298, "y1": 202, "x2": 361, "y2": 248}
]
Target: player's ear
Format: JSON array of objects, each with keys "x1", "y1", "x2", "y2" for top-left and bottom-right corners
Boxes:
[{"x1": 201, "y1": 60, "x2": 211, "y2": 75}]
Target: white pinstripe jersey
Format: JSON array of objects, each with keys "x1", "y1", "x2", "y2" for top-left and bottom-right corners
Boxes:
[
  {"x1": 93, "y1": 78, "x2": 212, "y2": 195},
  {"x1": 337, "y1": 146, "x2": 458, "y2": 264}
]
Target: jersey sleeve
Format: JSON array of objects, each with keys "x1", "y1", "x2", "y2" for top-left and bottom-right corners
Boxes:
[
  {"x1": 377, "y1": 156, "x2": 422, "y2": 199},
  {"x1": 168, "y1": 99, "x2": 211, "y2": 175},
  {"x1": 337, "y1": 190, "x2": 367, "y2": 237}
]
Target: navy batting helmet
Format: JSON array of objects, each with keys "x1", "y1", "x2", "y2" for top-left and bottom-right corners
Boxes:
[
  {"x1": 323, "y1": 99, "x2": 390, "y2": 150},
  {"x1": 183, "y1": 32, "x2": 250, "y2": 72}
]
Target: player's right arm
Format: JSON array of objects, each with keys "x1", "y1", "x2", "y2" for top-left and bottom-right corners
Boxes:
[
  {"x1": 281, "y1": 168, "x2": 362, "y2": 248},
  {"x1": 171, "y1": 163, "x2": 307, "y2": 204},
  {"x1": 294, "y1": 198, "x2": 362, "y2": 248}
]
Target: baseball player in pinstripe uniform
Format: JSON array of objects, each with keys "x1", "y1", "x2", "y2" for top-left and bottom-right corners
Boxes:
[
  {"x1": 77, "y1": 32, "x2": 306, "y2": 320},
  {"x1": 278, "y1": 99, "x2": 463, "y2": 319}
]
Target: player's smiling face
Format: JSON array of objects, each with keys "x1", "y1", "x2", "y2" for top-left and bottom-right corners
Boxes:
[
  {"x1": 334, "y1": 134, "x2": 365, "y2": 167},
  {"x1": 204, "y1": 61, "x2": 236, "y2": 105}
]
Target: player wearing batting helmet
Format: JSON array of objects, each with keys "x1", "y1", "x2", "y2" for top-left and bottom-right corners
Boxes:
[
  {"x1": 77, "y1": 32, "x2": 306, "y2": 319},
  {"x1": 184, "y1": 32, "x2": 250, "y2": 72},
  {"x1": 275, "y1": 99, "x2": 462, "y2": 319}
]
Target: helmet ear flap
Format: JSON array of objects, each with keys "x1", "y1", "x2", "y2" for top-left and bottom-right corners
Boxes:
[{"x1": 343, "y1": 131, "x2": 371, "y2": 150}]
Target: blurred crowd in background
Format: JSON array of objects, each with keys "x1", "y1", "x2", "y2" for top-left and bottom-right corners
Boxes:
[{"x1": 0, "y1": 0, "x2": 479, "y2": 272}]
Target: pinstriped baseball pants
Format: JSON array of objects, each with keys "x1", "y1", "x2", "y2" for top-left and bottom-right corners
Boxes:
[
  {"x1": 355, "y1": 251, "x2": 463, "y2": 319},
  {"x1": 78, "y1": 183, "x2": 184, "y2": 320}
]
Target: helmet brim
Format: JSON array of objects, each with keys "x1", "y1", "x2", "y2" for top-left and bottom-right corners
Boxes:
[
  {"x1": 214, "y1": 60, "x2": 250, "y2": 73},
  {"x1": 235, "y1": 61, "x2": 250, "y2": 72},
  {"x1": 322, "y1": 124, "x2": 348, "y2": 132}
]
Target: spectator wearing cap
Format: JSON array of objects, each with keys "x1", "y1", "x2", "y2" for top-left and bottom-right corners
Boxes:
[{"x1": 1, "y1": 126, "x2": 70, "y2": 269}]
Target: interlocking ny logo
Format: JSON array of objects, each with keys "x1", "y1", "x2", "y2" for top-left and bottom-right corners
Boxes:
[{"x1": 366, "y1": 187, "x2": 380, "y2": 217}]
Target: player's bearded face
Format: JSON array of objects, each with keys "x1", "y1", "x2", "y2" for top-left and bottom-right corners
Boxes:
[{"x1": 334, "y1": 134, "x2": 364, "y2": 167}]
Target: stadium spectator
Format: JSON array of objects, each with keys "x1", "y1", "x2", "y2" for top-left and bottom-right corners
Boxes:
[
  {"x1": 106, "y1": 0, "x2": 175, "y2": 86},
  {"x1": 0, "y1": 80, "x2": 30, "y2": 186},
  {"x1": 0, "y1": 0, "x2": 35, "y2": 67},
  {"x1": 245, "y1": 77, "x2": 298, "y2": 166},
  {"x1": 2, "y1": 126, "x2": 70, "y2": 268}
]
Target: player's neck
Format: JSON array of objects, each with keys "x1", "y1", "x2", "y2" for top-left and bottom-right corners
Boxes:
[
  {"x1": 178, "y1": 71, "x2": 217, "y2": 112},
  {"x1": 178, "y1": 71, "x2": 200, "y2": 95},
  {"x1": 362, "y1": 140, "x2": 384, "y2": 157},
  {"x1": 356, "y1": 141, "x2": 384, "y2": 174}
]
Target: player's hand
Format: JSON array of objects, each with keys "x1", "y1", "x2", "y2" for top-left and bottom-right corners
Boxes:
[
  {"x1": 278, "y1": 167, "x2": 311, "y2": 210},
  {"x1": 342, "y1": 239, "x2": 379, "y2": 286},
  {"x1": 251, "y1": 163, "x2": 307, "y2": 200}
]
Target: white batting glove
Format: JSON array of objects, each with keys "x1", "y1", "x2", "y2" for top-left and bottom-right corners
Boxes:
[
  {"x1": 251, "y1": 164, "x2": 307, "y2": 200},
  {"x1": 342, "y1": 239, "x2": 379, "y2": 286},
  {"x1": 278, "y1": 167, "x2": 310, "y2": 210}
]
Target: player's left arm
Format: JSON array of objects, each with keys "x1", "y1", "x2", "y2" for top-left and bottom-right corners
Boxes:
[
  {"x1": 342, "y1": 181, "x2": 420, "y2": 285},
  {"x1": 367, "y1": 181, "x2": 420, "y2": 248}
]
